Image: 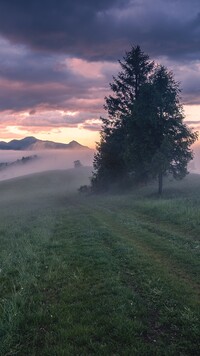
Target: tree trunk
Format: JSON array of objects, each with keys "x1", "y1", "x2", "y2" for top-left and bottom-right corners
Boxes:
[{"x1": 158, "y1": 172, "x2": 163, "y2": 195}]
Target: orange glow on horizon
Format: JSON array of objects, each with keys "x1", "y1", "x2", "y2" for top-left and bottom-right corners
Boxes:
[
  {"x1": 184, "y1": 105, "x2": 200, "y2": 121},
  {"x1": 0, "y1": 105, "x2": 199, "y2": 149},
  {"x1": 0, "y1": 125, "x2": 100, "y2": 149}
]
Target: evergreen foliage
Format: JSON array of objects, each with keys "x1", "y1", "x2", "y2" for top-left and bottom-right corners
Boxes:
[{"x1": 92, "y1": 46, "x2": 198, "y2": 194}]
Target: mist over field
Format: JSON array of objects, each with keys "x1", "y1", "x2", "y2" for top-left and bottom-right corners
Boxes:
[
  {"x1": 0, "y1": 149, "x2": 94, "y2": 181},
  {"x1": 190, "y1": 145, "x2": 200, "y2": 173},
  {"x1": 0, "y1": 167, "x2": 199, "y2": 355},
  {"x1": 0, "y1": 145, "x2": 200, "y2": 182},
  {"x1": 0, "y1": 145, "x2": 200, "y2": 181}
]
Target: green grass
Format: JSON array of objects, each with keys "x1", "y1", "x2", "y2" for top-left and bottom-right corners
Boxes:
[{"x1": 0, "y1": 169, "x2": 199, "y2": 355}]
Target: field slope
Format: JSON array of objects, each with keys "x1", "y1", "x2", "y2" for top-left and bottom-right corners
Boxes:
[{"x1": 0, "y1": 169, "x2": 199, "y2": 355}]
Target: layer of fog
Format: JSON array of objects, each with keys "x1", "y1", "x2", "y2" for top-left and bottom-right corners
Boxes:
[
  {"x1": 0, "y1": 149, "x2": 94, "y2": 181},
  {"x1": 188, "y1": 146, "x2": 200, "y2": 174},
  {"x1": 1, "y1": 145, "x2": 200, "y2": 182}
]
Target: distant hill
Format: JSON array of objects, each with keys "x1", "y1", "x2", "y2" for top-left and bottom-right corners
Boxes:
[{"x1": 0, "y1": 137, "x2": 90, "y2": 150}]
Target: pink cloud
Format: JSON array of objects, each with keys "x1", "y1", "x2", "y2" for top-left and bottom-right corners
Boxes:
[
  {"x1": 0, "y1": 109, "x2": 103, "y2": 140},
  {"x1": 66, "y1": 57, "x2": 119, "y2": 79}
]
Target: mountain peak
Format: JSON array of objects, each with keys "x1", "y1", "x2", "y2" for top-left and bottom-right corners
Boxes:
[
  {"x1": 67, "y1": 140, "x2": 85, "y2": 148},
  {"x1": 0, "y1": 137, "x2": 90, "y2": 151}
]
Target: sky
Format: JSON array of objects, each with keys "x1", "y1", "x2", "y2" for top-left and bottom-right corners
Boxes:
[{"x1": 0, "y1": 0, "x2": 199, "y2": 148}]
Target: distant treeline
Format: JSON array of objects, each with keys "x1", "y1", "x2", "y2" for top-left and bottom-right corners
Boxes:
[{"x1": 0, "y1": 155, "x2": 38, "y2": 170}]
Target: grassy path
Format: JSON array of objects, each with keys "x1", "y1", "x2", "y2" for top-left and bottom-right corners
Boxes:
[
  {"x1": 0, "y1": 171, "x2": 199, "y2": 355},
  {"x1": 88, "y1": 202, "x2": 200, "y2": 291}
]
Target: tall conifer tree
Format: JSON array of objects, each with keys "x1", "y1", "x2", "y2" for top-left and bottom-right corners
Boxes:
[{"x1": 92, "y1": 46, "x2": 198, "y2": 193}]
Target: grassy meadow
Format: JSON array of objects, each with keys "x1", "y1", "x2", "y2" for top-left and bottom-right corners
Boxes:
[{"x1": 0, "y1": 168, "x2": 199, "y2": 355}]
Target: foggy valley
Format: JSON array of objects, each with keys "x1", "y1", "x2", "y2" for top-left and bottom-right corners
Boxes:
[
  {"x1": 0, "y1": 145, "x2": 200, "y2": 182},
  {"x1": 0, "y1": 148, "x2": 94, "y2": 181}
]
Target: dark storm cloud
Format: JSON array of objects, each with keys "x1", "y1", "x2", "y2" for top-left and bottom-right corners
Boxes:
[
  {"x1": 0, "y1": 77, "x2": 106, "y2": 112},
  {"x1": 0, "y1": 37, "x2": 102, "y2": 85},
  {"x1": 154, "y1": 56, "x2": 200, "y2": 105},
  {"x1": 0, "y1": 37, "x2": 112, "y2": 112},
  {"x1": 0, "y1": 0, "x2": 199, "y2": 61},
  {"x1": 122, "y1": 1, "x2": 200, "y2": 61},
  {"x1": 0, "y1": 0, "x2": 199, "y2": 124},
  {"x1": 0, "y1": 0, "x2": 128, "y2": 60}
]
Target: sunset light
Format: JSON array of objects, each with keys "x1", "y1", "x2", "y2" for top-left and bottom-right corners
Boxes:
[
  {"x1": 0, "y1": 0, "x2": 198, "y2": 148},
  {"x1": 0, "y1": 2, "x2": 199, "y2": 355}
]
